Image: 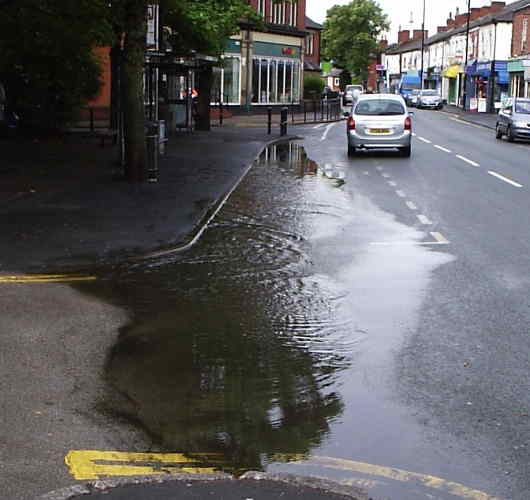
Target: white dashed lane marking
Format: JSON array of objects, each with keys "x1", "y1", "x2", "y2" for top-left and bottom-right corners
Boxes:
[
  {"x1": 406, "y1": 201, "x2": 418, "y2": 210},
  {"x1": 396, "y1": 190, "x2": 406, "y2": 198},
  {"x1": 434, "y1": 145, "x2": 452, "y2": 153},
  {"x1": 455, "y1": 155, "x2": 480, "y2": 167},
  {"x1": 417, "y1": 214, "x2": 433, "y2": 225},
  {"x1": 418, "y1": 137, "x2": 432, "y2": 144},
  {"x1": 488, "y1": 170, "x2": 523, "y2": 188},
  {"x1": 388, "y1": 181, "x2": 397, "y2": 187}
]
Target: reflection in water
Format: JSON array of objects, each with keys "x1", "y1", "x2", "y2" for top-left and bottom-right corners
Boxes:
[{"x1": 86, "y1": 142, "x2": 359, "y2": 473}]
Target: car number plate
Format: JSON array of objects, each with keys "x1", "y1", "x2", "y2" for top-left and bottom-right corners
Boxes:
[{"x1": 369, "y1": 128, "x2": 390, "y2": 134}]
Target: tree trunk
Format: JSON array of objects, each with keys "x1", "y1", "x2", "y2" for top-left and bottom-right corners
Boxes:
[
  {"x1": 195, "y1": 67, "x2": 212, "y2": 131},
  {"x1": 122, "y1": 0, "x2": 147, "y2": 182},
  {"x1": 110, "y1": 44, "x2": 121, "y2": 131}
]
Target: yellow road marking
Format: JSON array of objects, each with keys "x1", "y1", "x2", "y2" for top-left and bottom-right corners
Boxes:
[
  {"x1": 0, "y1": 274, "x2": 97, "y2": 283},
  {"x1": 66, "y1": 451, "x2": 502, "y2": 499},
  {"x1": 65, "y1": 450, "x2": 223, "y2": 480},
  {"x1": 301, "y1": 457, "x2": 503, "y2": 500}
]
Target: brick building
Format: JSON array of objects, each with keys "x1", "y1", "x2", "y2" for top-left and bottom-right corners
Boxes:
[
  {"x1": 304, "y1": 16, "x2": 323, "y2": 76},
  {"x1": 216, "y1": 0, "x2": 313, "y2": 109},
  {"x1": 508, "y1": 3, "x2": 530, "y2": 97}
]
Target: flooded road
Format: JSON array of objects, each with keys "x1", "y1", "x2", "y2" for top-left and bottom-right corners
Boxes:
[{"x1": 75, "y1": 142, "x2": 499, "y2": 499}]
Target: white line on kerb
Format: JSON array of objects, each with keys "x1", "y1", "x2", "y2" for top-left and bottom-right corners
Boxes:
[
  {"x1": 434, "y1": 145, "x2": 452, "y2": 153},
  {"x1": 320, "y1": 123, "x2": 336, "y2": 141},
  {"x1": 488, "y1": 170, "x2": 523, "y2": 188},
  {"x1": 418, "y1": 137, "x2": 432, "y2": 144},
  {"x1": 396, "y1": 190, "x2": 406, "y2": 198},
  {"x1": 431, "y1": 232, "x2": 450, "y2": 244},
  {"x1": 456, "y1": 155, "x2": 480, "y2": 167},
  {"x1": 417, "y1": 214, "x2": 433, "y2": 225},
  {"x1": 406, "y1": 201, "x2": 418, "y2": 210}
]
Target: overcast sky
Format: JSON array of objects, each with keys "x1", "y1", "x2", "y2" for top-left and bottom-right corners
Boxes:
[{"x1": 306, "y1": 0, "x2": 512, "y2": 43}]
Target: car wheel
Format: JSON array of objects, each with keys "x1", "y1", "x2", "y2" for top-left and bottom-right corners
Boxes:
[
  {"x1": 400, "y1": 144, "x2": 411, "y2": 157},
  {"x1": 507, "y1": 126, "x2": 515, "y2": 142},
  {"x1": 347, "y1": 144, "x2": 356, "y2": 157},
  {"x1": 495, "y1": 124, "x2": 503, "y2": 140}
]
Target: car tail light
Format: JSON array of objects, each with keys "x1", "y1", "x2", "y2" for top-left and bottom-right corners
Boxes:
[
  {"x1": 347, "y1": 116, "x2": 356, "y2": 130},
  {"x1": 404, "y1": 116, "x2": 412, "y2": 130}
]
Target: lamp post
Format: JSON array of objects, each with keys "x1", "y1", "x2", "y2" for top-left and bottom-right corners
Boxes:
[
  {"x1": 462, "y1": 0, "x2": 472, "y2": 109},
  {"x1": 420, "y1": 0, "x2": 426, "y2": 90}
]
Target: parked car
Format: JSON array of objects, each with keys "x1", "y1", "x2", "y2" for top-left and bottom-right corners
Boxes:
[
  {"x1": 496, "y1": 98, "x2": 530, "y2": 142},
  {"x1": 345, "y1": 93, "x2": 413, "y2": 157},
  {"x1": 405, "y1": 89, "x2": 421, "y2": 107},
  {"x1": 344, "y1": 84, "x2": 364, "y2": 105},
  {"x1": 416, "y1": 89, "x2": 443, "y2": 109}
]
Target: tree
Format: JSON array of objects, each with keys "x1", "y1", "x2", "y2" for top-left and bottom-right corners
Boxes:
[
  {"x1": 322, "y1": 0, "x2": 389, "y2": 84},
  {"x1": 0, "y1": 0, "x2": 111, "y2": 130}
]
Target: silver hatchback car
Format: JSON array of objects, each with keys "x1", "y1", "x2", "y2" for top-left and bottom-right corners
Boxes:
[
  {"x1": 496, "y1": 98, "x2": 530, "y2": 142},
  {"x1": 345, "y1": 94, "x2": 412, "y2": 157}
]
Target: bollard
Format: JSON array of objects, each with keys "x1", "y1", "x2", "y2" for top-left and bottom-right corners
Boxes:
[
  {"x1": 280, "y1": 106, "x2": 288, "y2": 136},
  {"x1": 267, "y1": 106, "x2": 272, "y2": 135},
  {"x1": 220, "y1": 100, "x2": 224, "y2": 126}
]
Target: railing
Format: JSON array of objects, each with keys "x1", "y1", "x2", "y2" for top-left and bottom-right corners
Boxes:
[{"x1": 290, "y1": 98, "x2": 343, "y2": 124}]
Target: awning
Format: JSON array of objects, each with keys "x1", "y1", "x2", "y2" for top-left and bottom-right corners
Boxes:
[
  {"x1": 508, "y1": 60, "x2": 525, "y2": 72},
  {"x1": 443, "y1": 65, "x2": 461, "y2": 78},
  {"x1": 401, "y1": 74, "x2": 421, "y2": 86},
  {"x1": 466, "y1": 60, "x2": 477, "y2": 75},
  {"x1": 497, "y1": 71, "x2": 510, "y2": 85}
]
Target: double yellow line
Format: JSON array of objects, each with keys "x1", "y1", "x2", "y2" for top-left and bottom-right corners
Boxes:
[{"x1": 0, "y1": 273, "x2": 97, "y2": 283}]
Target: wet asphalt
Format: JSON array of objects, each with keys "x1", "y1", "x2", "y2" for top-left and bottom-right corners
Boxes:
[{"x1": 3, "y1": 109, "x2": 530, "y2": 500}]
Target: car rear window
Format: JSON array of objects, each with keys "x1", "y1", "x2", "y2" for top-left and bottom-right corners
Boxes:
[
  {"x1": 421, "y1": 90, "x2": 439, "y2": 96},
  {"x1": 515, "y1": 101, "x2": 530, "y2": 114},
  {"x1": 355, "y1": 99, "x2": 405, "y2": 116}
]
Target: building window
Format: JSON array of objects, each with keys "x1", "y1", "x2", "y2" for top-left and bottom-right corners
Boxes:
[
  {"x1": 290, "y1": 1, "x2": 298, "y2": 26},
  {"x1": 252, "y1": 57, "x2": 301, "y2": 104},
  {"x1": 306, "y1": 33, "x2": 314, "y2": 56},
  {"x1": 522, "y1": 17, "x2": 528, "y2": 53},
  {"x1": 271, "y1": 1, "x2": 296, "y2": 25},
  {"x1": 212, "y1": 56, "x2": 241, "y2": 104},
  {"x1": 258, "y1": 0, "x2": 266, "y2": 17},
  {"x1": 334, "y1": 78, "x2": 340, "y2": 87}
]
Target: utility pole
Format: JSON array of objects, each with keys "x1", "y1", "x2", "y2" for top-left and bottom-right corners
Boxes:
[
  {"x1": 462, "y1": 0, "x2": 472, "y2": 109},
  {"x1": 420, "y1": 0, "x2": 426, "y2": 89}
]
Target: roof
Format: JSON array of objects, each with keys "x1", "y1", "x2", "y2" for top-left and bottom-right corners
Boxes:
[
  {"x1": 306, "y1": 16, "x2": 323, "y2": 30},
  {"x1": 304, "y1": 60, "x2": 321, "y2": 72},
  {"x1": 384, "y1": 0, "x2": 530, "y2": 54}
]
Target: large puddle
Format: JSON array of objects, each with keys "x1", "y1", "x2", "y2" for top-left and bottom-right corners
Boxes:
[{"x1": 75, "y1": 142, "x2": 481, "y2": 498}]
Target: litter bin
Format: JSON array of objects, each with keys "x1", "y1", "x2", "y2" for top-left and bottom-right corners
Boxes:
[{"x1": 145, "y1": 121, "x2": 159, "y2": 183}]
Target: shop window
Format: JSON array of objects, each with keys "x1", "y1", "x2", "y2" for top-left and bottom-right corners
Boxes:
[
  {"x1": 258, "y1": 0, "x2": 265, "y2": 17},
  {"x1": 212, "y1": 56, "x2": 241, "y2": 104},
  {"x1": 252, "y1": 57, "x2": 301, "y2": 104},
  {"x1": 522, "y1": 18, "x2": 528, "y2": 53}
]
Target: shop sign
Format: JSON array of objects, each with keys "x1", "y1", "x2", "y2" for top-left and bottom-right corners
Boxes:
[
  {"x1": 254, "y1": 41, "x2": 300, "y2": 59},
  {"x1": 478, "y1": 98, "x2": 487, "y2": 113}
]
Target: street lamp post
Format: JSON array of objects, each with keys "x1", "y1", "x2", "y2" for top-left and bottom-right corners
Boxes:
[
  {"x1": 462, "y1": 0, "x2": 472, "y2": 109},
  {"x1": 420, "y1": 0, "x2": 426, "y2": 90}
]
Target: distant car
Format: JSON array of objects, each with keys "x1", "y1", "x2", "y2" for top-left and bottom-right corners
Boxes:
[
  {"x1": 496, "y1": 98, "x2": 530, "y2": 142},
  {"x1": 416, "y1": 89, "x2": 443, "y2": 109},
  {"x1": 405, "y1": 89, "x2": 421, "y2": 107},
  {"x1": 345, "y1": 93, "x2": 413, "y2": 158},
  {"x1": 344, "y1": 84, "x2": 364, "y2": 105}
]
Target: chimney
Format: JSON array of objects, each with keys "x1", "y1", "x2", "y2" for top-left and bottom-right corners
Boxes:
[
  {"x1": 398, "y1": 29, "x2": 411, "y2": 45},
  {"x1": 437, "y1": 26, "x2": 448, "y2": 33},
  {"x1": 413, "y1": 29, "x2": 428, "y2": 41},
  {"x1": 470, "y1": 8, "x2": 482, "y2": 21},
  {"x1": 489, "y1": 2, "x2": 506, "y2": 14},
  {"x1": 455, "y1": 12, "x2": 468, "y2": 27},
  {"x1": 446, "y1": 12, "x2": 455, "y2": 29}
]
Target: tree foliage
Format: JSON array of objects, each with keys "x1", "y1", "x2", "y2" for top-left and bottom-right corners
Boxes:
[
  {"x1": 0, "y1": 0, "x2": 112, "y2": 128},
  {"x1": 322, "y1": 0, "x2": 389, "y2": 82},
  {"x1": 165, "y1": 0, "x2": 262, "y2": 57}
]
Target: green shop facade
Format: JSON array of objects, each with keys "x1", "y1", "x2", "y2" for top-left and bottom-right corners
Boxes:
[{"x1": 213, "y1": 29, "x2": 305, "y2": 109}]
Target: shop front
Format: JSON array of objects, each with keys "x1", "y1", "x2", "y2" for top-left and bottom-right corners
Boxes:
[
  {"x1": 442, "y1": 64, "x2": 462, "y2": 106},
  {"x1": 508, "y1": 59, "x2": 530, "y2": 98},
  {"x1": 464, "y1": 60, "x2": 508, "y2": 112},
  {"x1": 251, "y1": 41, "x2": 301, "y2": 105}
]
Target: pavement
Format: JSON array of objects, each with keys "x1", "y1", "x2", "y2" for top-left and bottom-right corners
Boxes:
[
  {"x1": 41, "y1": 473, "x2": 368, "y2": 500},
  {"x1": 0, "y1": 119, "x2": 305, "y2": 274},
  {"x1": 439, "y1": 104, "x2": 497, "y2": 129}
]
